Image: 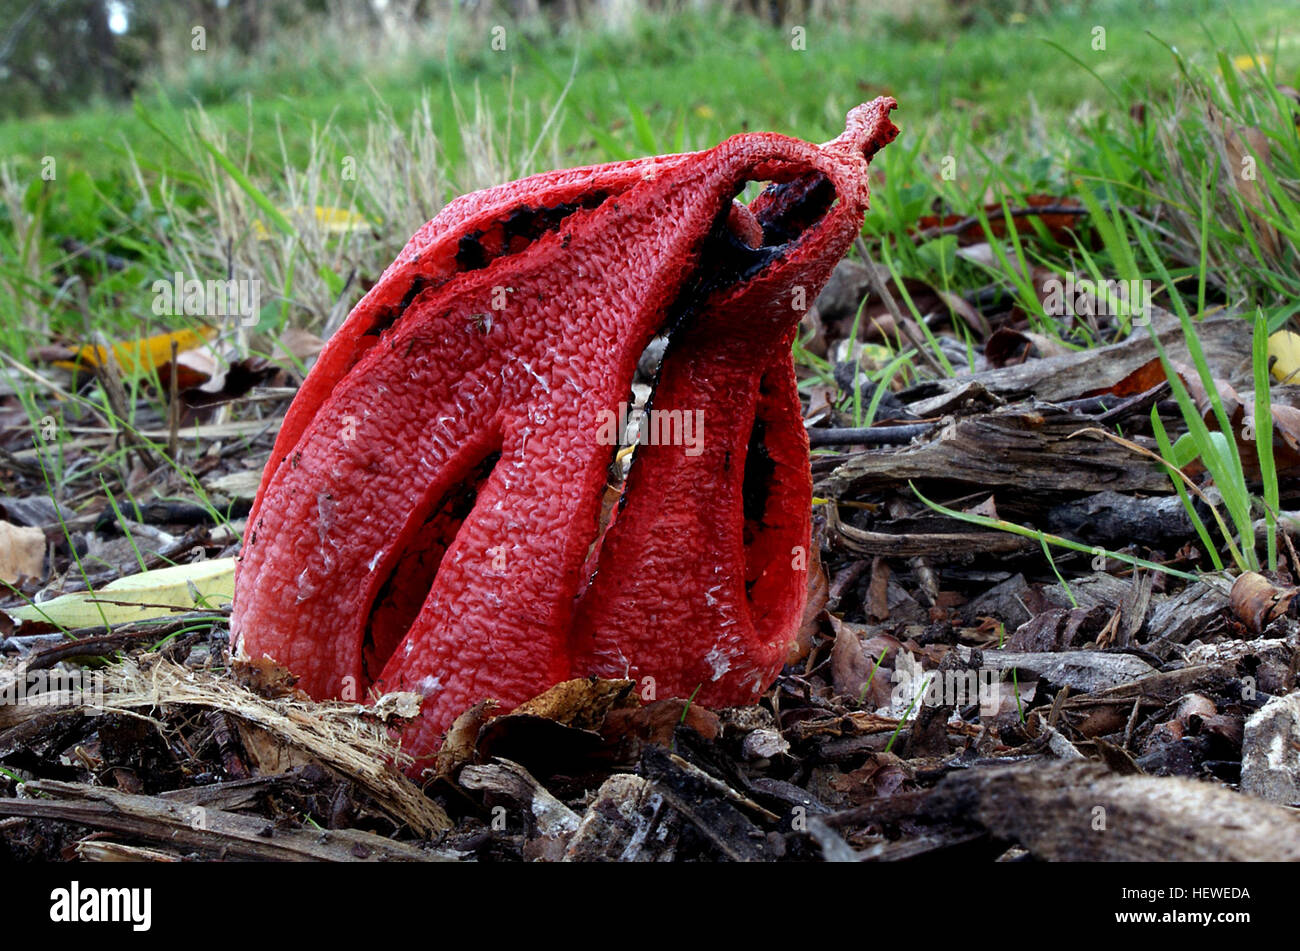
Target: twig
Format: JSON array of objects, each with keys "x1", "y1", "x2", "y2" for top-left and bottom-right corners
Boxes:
[
  {"x1": 807, "y1": 422, "x2": 936, "y2": 447},
  {"x1": 916, "y1": 203, "x2": 1090, "y2": 240},
  {"x1": 93, "y1": 346, "x2": 160, "y2": 473},
  {"x1": 1048, "y1": 381, "x2": 1169, "y2": 422},
  {"x1": 854, "y1": 237, "x2": 948, "y2": 376},
  {"x1": 167, "y1": 338, "x2": 180, "y2": 460}
]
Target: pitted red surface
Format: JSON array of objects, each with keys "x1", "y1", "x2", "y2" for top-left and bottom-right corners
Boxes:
[{"x1": 233, "y1": 100, "x2": 898, "y2": 770}]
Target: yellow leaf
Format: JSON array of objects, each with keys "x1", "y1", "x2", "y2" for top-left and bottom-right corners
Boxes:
[
  {"x1": 6, "y1": 558, "x2": 236, "y2": 629},
  {"x1": 313, "y1": 205, "x2": 372, "y2": 233},
  {"x1": 54, "y1": 326, "x2": 216, "y2": 375},
  {"x1": 1232, "y1": 54, "x2": 1270, "y2": 71},
  {"x1": 1269, "y1": 329, "x2": 1300, "y2": 383},
  {"x1": 254, "y1": 205, "x2": 373, "y2": 240}
]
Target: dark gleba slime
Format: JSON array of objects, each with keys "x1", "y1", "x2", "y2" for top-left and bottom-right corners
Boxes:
[{"x1": 233, "y1": 99, "x2": 899, "y2": 769}]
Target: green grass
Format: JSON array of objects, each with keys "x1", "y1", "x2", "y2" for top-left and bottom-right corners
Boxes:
[{"x1": 4, "y1": 1, "x2": 1290, "y2": 168}]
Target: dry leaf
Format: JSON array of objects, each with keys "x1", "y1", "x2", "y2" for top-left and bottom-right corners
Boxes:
[
  {"x1": 51, "y1": 326, "x2": 216, "y2": 376},
  {"x1": 277, "y1": 327, "x2": 327, "y2": 366},
  {"x1": 1229, "y1": 571, "x2": 1296, "y2": 633},
  {"x1": 1209, "y1": 105, "x2": 1281, "y2": 260},
  {"x1": 788, "y1": 539, "x2": 828, "y2": 664},
  {"x1": 433, "y1": 699, "x2": 500, "y2": 778},
  {"x1": 510, "y1": 677, "x2": 635, "y2": 731},
  {"x1": 914, "y1": 194, "x2": 1084, "y2": 245},
  {"x1": 830, "y1": 614, "x2": 873, "y2": 697},
  {"x1": 0, "y1": 520, "x2": 46, "y2": 584},
  {"x1": 7, "y1": 557, "x2": 235, "y2": 628}
]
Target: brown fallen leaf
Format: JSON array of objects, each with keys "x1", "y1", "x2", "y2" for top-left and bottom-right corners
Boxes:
[
  {"x1": 433, "y1": 699, "x2": 501, "y2": 779},
  {"x1": 984, "y1": 327, "x2": 1071, "y2": 368},
  {"x1": 1229, "y1": 571, "x2": 1296, "y2": 633},
  {"x1": 914, "y1": 194, "x2": 1085, "y2": 245},
  {"x1": 1082, "y1": 356, "x2": 1168, "y2": 398},
  {"x1": 276, "y1": 327, "x2": 327, "y2": 366},
  {"x1": 232, "y1": 656, "x2": 303, "y2": 700},
  {"x1": 1209, "y1": 104, "x2": 1281, "y2": 260},
  {"x1": 0, "y1": 520, "x2": 46, "y2": 584},
  {"x1": 830, "y1": 614, "x2": 874, "y2": 698},
  {"x1": 602, "y1": 698, "x2": 721, "y2": 752},
  {"x1": 823, "y1": 752, "x2": 913, "y2": 807},
  {"x1": 510, "y1": 677, "x2": 636, "y2": 730},
  {"x1": 788, "y1": 535, "x2": 829, "y2": 665}
]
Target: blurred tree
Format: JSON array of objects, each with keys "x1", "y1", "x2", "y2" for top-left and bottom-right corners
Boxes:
[{"x1": 0, "y1": 0, "x2": 139, "y2": 117}]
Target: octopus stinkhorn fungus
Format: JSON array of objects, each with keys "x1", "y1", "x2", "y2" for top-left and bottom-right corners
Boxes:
[{"x1": 233, "y1": 98, "x2": 898, "y2": 767}]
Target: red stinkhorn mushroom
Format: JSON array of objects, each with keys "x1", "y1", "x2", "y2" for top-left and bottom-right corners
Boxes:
[{"x1": 233, "y1": 99, "x2": 898, "y2": 768}]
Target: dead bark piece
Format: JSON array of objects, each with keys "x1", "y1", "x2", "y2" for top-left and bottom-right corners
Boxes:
[
  {"x1": 788, "y1": 710, "x2": 986, "y2": 745},
  {"x1": 904, "y1": 380, "x2": 1002, "y2": 418},
  {"x1": 1144, "y1": 581, "x2": 1233, "y2": 660},
  {"x1": 956, "y1": 646, "x2": 1157, "y2": 693},
  {"x1": 157, "y1": 765, "x2": 362, "y2": 821},
  {"x1": 638, "y1": 745, "x2": 774, "y2": 862},
  {"x1": 804, "y1": 816, "x2": 861, "y2": 862},
  {"x1": 742, "y1": 728, "x2": 790, "y2": 761},
  {"x1": 1047, "y1": 490, "x2": 1197, "y2": 550},
  {"x1": 0, "y1": 780, "x2": 455, "y2": 862},
  {"x1": 930, "y1": 761, "x2": 1300, "y2": 860},
  {"x1": 1060, "y1": 664, "x2": 1239, "y2": 737},
  {"x1": 1007, "y1": 605, "x2": 1111, "y2": 652},
  {"x1": 852, "y1": 827, "x2": 989, "y2": 862},
  {"x1": 23, "y1": 626, "x2": 192, "y2": 670},
  {"x1": 1030, "y1": 712, "x2": 1087, "y2": 761},
  {"x1": 0, "y1": 706, "x2": 88, "y2": 759},
  {"x1": 1117, "y1": 572, "x2": 1155, "y2": 648},
  {"x1": 1043, "y1": 572, "x2": 1138, "y2": 612},
  {"x1": 828, "y1": 505, "x2": 1034, "y2": 560},
  {"x1": 1183, "y1": 637, "x2": 1294, "y2": 695},
  {"x1": 459, "y1": 759, "x2": 581, "y2": 840},
  {"x1": 563, "y1": 773, "x2": 678, "y2": 862},
  {"x1": 206, "y1": 709, "x2": 251, "y2": 780},
  {"x1": 822, "y1": 405, "x2": 1170, "y2": 499},
  {"x1": 1240, "y1": 693, "x2": 1300, "y2": 805},
  {"x1": 75, "y1": 840, "x2": 187, "y2": 862},
  {"x1": 961, "y1": 573, "x2": 1034, "y2": 630},
  {"x1": 899, "y1": 313, "x2": 1251, "y2": 406},
  {"x1": 747, "y1": 777, "x2": 834, "y2": 818}
]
